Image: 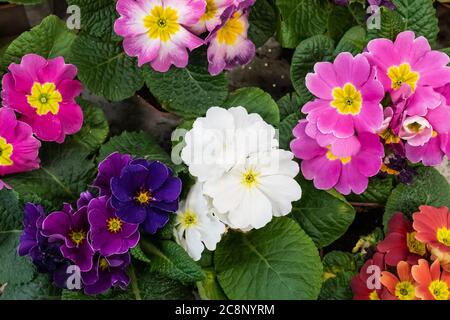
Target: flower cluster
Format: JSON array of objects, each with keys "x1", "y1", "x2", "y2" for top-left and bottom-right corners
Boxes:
[
  {"x1": 178, "y1": 106, "x2": 302, "y2": 260},
  {"x1": 291, "y1": 31, "x2": 450, "y2": 195},
  {"x1": 352, "y1": 205, "x2": 450, "y2": 300},
  {"x1": 114, "y1": 0, "x2": 256, "y2": 75},
  {"x1": 0, "y1": 54, "x2": 83, "y2": 177},
  {"x1": 19, "y1": 153, "x2": 182, "y2": 295}
]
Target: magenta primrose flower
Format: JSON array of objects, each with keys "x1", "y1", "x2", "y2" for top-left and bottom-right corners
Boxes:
[
  {"x1": 302, "y1": 52, "x2": 385, "y2": 139},
  {"x1": 114, "y1": 0, "x2": 206, "y2": 72},
  {"x1": 206, "y1": 6, "x2": 255, "y2": 76},
  {"x1": 365, "y1": 31, "x2": 450, "y2": 102},
  {"x1": 190, "y1": 0, "x2": 234, "y2": 35},
  {"x1": 0, "y1": 107, "x2": 40, "y2": 176},
  {"x1": 291, "y1": 120, "x2": 384, "y2": 195},
  {"x1": 1, "y1": 54, "x2": 83, "y2": 143}
]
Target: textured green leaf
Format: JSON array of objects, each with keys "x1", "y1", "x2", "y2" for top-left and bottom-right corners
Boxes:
[
  {"x1": 223, "y1": 87, "x2": 280, "y2": 126},
  {"x1": 391, "y1": 0, "x2": 439, "y2": 44},
  {"x1": 66, "y1": 0, "x2": 120, "y2": 41},
  {"x1": 140, "y1": 240, "x2": 204, "y2": 283},
  {"x1": 248, "y1": 0, "x2": 277, "y2": 48},
  {"x1": 276, "y1": 0, "x2": 331, "y2": 48},
  {"x1": 3, "y1": 144, "x2": 96, "y2": 209},
  {"x1": 291, "y1": 35, "x2": 335, "y2": 97},
  {"x1": 61, "y1": 265, "x2": 194, "y2": 300},
  {"x1": 215, "y1": 217, "x2": 323, "y2": 300},
  {"x1": 367, "y1": 8, "x2": 406, "y2": 41},
  {"x1": 2, "y1": 15, "x2": 76, "y2": 70},
  {"x1": 68, "y1": 35, "x2": 144, "y2": 101},
  {"x1": 197, "y1": 268, "x2": 227, "y2": 300},
  {"x1": 279, "y1": 113, "x2": 299, "y2": 150},
  {"x1": 347, "y1": 176, "x2": 394, "y2": 205},
  {"x1": 291, "y1": 177, "x2": 356, "y2": 248},
  {"x1": 327, "y1": 6, "x2": 355, "y2": 42},
  {"x1": 130, "y1": 244, "x2": 152, "y2": 264},
  {"x1": 319, "y1": 251, "x2": 358, "y2": 300},
  {"x1": 144, "y1": 51, "x2": 228, "y2": 119},
  {"x1": 66, "y1": 99, "x2": 109, "y2": 154},
  {"x1": 98, "y1": 131, "x2": 173, "y2": 167},
  {"x1": 334, "y1": 26, "x2": 367, "y2": 56},
  {"x1": 278, "y1": 92, "x2": 300, "y2": 119},
  {"x1": 384, "y1": 167, "x2": 450, "y2": 230},
  {"x1": 0, "y1": 189, "x2": 21, "y2": 232},
  {"x1": 0, "y1": 233, "x2": 60, "y2": 300}
]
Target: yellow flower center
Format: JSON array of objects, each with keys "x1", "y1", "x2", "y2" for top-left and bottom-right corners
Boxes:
[
  {"x1": 216, "y1": 12, "x2": 244, "y2": 45},
  {"x1": 134, "y1": 189, "x2": 152, "y2": 206},
  {"x1": 27, "y1": 82, "x2": 62, "y2": 116},
  {"x1": 325, "y1": 145, "x2": 351, "y2": 165},
  {"x1": 369, "y1": 290, "x2": 380, "y2": 300},
  {"x1": 407, "y1": 122, "x2": 424, "y2": 133},
  {"x1": 379, "y1": 129, "x2": 400, "y2": 144},
  {"x1": 432, "y1": 131, "x2": 438, "y2": 138},
  {"x1": 429, "y1": 280, "x2": 449, "y2": 300},
  {"x1": 179, "y1": 210, "x2": 199, "y2": 228},
  {"x1": 201, "y1": 0, "x2": 218, "y2": 21},
  {"x1": 437, "y1": 227, "x2": 450, "y2": 247},
  {"x1": 68, "y1": 230, "x2": 87, "y2": 246},
  {"x1": 406, "y1": 232, "x2": 426, "y2": 256},
  {"x1": 143, "y1": 6, "x2": 180, "y2": 42},
  {"x1": 395, "y1": 281, "x2": 416, "y2": 300},
  {"x1": 241, "y1": 169, "x2": 260, "y2": 188},
  {"x1": 99, "y1": 258, "x2": 110, "y2": 271},
  {"x1": 331, "y1": 83, "x2": 362, "y2": 115},
  {"x1": 0, "y1": 136, "x2": 13, "y2": 167},
  {"x1": 107, "y1": 217, "x2": 123, "y2": 233},
  {"x1": 387, "y1": 63, "x2": 420, "y2": 92}
]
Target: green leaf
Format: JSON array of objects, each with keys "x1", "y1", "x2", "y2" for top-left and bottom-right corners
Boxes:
[
  {"x1": 223, "y1": 87, "x2": 280, "y2": 126},
  {"x1": 391, "y1": 0, "x2": 439, "y2": 44},
  {"x1": 130, "y1": 244, "x2": 152, "y2": 264},
  {"x1": 215, "y1": 217, "x2": 323, "y2": 300},
  {"x1": 248, "y1": 0, "x2": 277, "y2": 48},
  {"x1": 327, "y1": 6, "x2": 355, "y2": 42},
  {"x1": 334, "y1": 26, "x2": 368, "y2": 56},
  {"x1": 279, "y1": 113, "x2": 299, "y2": 150},
  {"x1": 384, "y1": 167, "x2": 450, "y2": 230},
  {"x1": 2, "y1": 15, "x2": 76, "y2": 70},
  {"x1": 278, "y1": 92, "x2": 300, "y2": 119},
  {"x1": 144, "y1": 51, "x2": 228, "y2": 119},
  {"x1": 291, "y1": 35, "x2": 335, "y2": 97},
  {"x1": 348, "y1": 2, "x2": 367, "y2": 26},
  {"x1": 3, "y1": 144, "x2": 96, "y2": 209},
  {"x1": 68, "y1": 35, "x2": 144, "y2": 101},
  {"x1": 61, "y1": 265, "x2": 194, "y2": 300},
  {"x1": 319, "y1": 271, "x2": 354, "y2": 300},
  {"x1": 0, "y1": 233, "x2": 60, "y2": 300},
  {"x1": 346, "y1": 176, "x2": 394, "y2": 205},
  {"x1": 276, "y1": 0, "x2": 331, "y2": 48},
  {"x1": 291, "y1": 177, "x2": 356, "y2": 248},
  {"x1": 0, "y1": 189, "x2": 22, "y2": 232},
  {"x1": 140, "y1": 240, "x2": 204, "y2": 283},
  {"x1": 319, "y1": 251, "x2": 358, "y2": 300},
  {"x1": 367, "y1": 8, "x2": 406, "y2": 41},
  {"x1": 66, "y1": 0, "x2": 120, "y2": 41},
  {"x1": 66, "y1": 99, "x2": 109, "y2": 154},
  {"x1": 196, "y1": 268, "x2": 227, "y2": 300},
  {"x1": 98, "y1": 131, "x2": 173, "y2": 168}
]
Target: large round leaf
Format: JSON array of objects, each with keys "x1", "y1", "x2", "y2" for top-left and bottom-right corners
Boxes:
[
  {"x1": 223, "y1": 87, "x2": 280, "y2": 126},
  {"x1": 292, "y1": 178, "x2": 355, "y2": 248},
  {"x1": 215, "y1": 217, "x2": 323, "y2": 300}
]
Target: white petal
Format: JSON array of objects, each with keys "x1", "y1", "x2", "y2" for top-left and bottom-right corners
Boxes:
[
  {"x1": 228, "y1": 188, "x2": 273, "y2": 229},
  {"x1": 258, "y1": 175, "x2": 302, "y2": 216},
  {"x1": 185, "y1": 229, "x2": 204, "y2": 261}
]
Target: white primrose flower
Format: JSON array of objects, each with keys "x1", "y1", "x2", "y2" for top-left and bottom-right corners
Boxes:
[
  {"x1": 174, "y1": 182, "x2": 226, "y2": 261},
  {"x1": 203, "y1": 149, "x2": 302, "y2": 230},
  {"x1": 181, "y1": 106, "x2": 278, "y2": 182}
]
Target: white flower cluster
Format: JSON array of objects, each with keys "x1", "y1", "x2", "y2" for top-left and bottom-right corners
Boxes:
[{"x1": 174, "y1": 106, "x2": 302, "y2": 260}]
